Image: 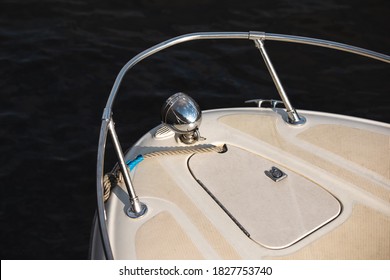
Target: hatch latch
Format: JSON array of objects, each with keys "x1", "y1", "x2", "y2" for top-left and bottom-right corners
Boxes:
[{"x1": 265, "y1": 166, "x2": 287, "y2": 182}]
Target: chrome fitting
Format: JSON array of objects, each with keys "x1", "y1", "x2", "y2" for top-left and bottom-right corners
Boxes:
[
  {"x1": 287, "y1": 109, "x2": 306, "y2": 126},
  {"x1": 161, "y1": 92, "x2": 202, "y2": 144},
  {"x1": 126, "y1": 198, "x2": 148, "y2": 219}
]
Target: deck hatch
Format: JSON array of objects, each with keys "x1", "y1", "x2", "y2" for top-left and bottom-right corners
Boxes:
[{"x1": 188, "y1": 145, "x2": 341, "y2": 249}]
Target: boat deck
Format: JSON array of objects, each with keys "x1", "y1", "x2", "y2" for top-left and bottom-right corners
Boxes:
[{"x1": 91, "y1": 108, "x2": 390, "y2": 259}]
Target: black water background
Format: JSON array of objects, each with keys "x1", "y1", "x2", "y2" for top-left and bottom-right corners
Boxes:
[{"x1": 0, "y1": 0, "x2": 389, "y2": 259}]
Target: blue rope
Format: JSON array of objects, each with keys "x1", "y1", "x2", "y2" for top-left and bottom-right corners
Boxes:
[{"x1": 126, "y1": 155, "x2": 144, "y2": 171}]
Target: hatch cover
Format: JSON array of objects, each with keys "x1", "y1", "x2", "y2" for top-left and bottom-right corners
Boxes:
[{"x1": 188, "y1": 145, "x2": 341, "y2": 249}]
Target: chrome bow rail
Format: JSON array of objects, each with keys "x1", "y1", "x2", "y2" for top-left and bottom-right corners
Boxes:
[{"x1": 96, "y1": 31, "x2": 390, "y2": 259}]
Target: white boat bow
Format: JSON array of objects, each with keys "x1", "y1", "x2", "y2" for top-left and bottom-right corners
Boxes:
[{"x1": 90, "y1": 32, "x2": 390, "y2": 260}]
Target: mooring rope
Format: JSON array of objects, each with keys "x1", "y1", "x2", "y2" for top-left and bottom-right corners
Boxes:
[
  {"x1": 143, "y1": 144, "x2": 227, "y2": 159},
  {"x1": 103, "y1": 144, "x2": 227, "y2": 201},
  {"x1": 103, "y1": 172, "x2": 117, "y2": 202}
]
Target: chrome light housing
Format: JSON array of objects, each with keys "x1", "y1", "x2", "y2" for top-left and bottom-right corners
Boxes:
[{"x1": 161, "y1": 92, "x2": 202, "y2": 144}]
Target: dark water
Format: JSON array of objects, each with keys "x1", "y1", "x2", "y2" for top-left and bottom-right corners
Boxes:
[{"x1": 0, "y1": 0, "x2": 389, "y2": 259}]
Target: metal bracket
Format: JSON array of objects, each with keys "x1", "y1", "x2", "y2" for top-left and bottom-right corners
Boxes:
[{"x1": 245, "y1": 99, "x2": 284, "y2": 108}]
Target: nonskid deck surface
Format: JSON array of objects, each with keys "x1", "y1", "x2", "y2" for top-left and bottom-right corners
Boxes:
[{"x1": 92, "y1": 108, "x2": 390, "y2": 259}]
